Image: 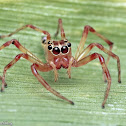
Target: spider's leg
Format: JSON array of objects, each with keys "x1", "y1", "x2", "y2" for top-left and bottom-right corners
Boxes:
[
  {"x1": 0, "y1": 39, "x2": 73, "y2": 105},
  {"x1": 0, "y1": 39, "x2": 52, "y2": 91},
  {"x1": 31, "y1": 63, "x2": 74, "y2": 105},
  {"x1": 0, "y1": 24, "x2": 51, "y2": 40},
  {"x1": 0, "y1": 39, "x2": 42, "y2": 90},
  {"x1": 0, "y1": 53, "x2": 52, "y2": 92},
  {"x1": 67, "y1": 57, "x2": 75, "y2": 78},
  {"x1": 0, "y1": 76, "x2": 7, "y2": 88},
  {"x1": 49, "y1": 61, "x2": 58, "y2": 82},
  {"x1": 54, "y1": 19, "x2": 66, "y2": 40},
  {"x1": 73, "y1": 53, "x2": 111, "y2": 108},
  {"x1": 75, "y1": 25, "x2": 113, "y2": 65},
  {"x1": 77, "y1": 43, "x2": 121, "y2": 83},
  {"x1": 0, "y1": 39, "x2": 42, "y2": 62}
]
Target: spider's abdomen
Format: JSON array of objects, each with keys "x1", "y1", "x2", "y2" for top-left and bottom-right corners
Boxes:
[{"x1": 54, "y1": 57, "x2": 69, "y2": 69}]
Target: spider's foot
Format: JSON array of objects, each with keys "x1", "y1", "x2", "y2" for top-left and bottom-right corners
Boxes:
[
  {"x1": 68, "y1": 74, "x2": 71, "y2": 79},
  {"x1": 70, "y1": 101, "x2": 74, "y2": 105},
  {"x1": 4, "y1": 84, "x2": 7, "y2": 88},
  {"x1": 67, "y1": 71, "x2": 71, "y2": 78},
  {"x1": 54, "y1": 73, "x2": 58, "y2": 82},
  {"x1": 102, "y1": 105, "x2": 105, "y2": 109},
  {"x1": 54, "y1": 77, "x2": 58, "y2": 82},
  {"x1": 54, "y1": 69, "x2": 58, "y2": 82},
  {"x1": 0, "y1": 35, "x2": 4, "y2": 39},
  {"x1": 118, "y1": 80, "x2": 121, "y2": 83},
  {"x1": 104, "y1": 79, "x2": 107, "y2": 83},
  {"x1": 67, "y1": 69, "x2": 71, "y2": 78},
  {"x1": 1, "y1": 87, "x2": 4, "y2": 92}
]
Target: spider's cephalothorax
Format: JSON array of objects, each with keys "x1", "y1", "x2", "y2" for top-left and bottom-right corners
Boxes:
[
  {"x1": 0, "y1": 19, "x2": 121, "y2": 108},
  {"x1": 42, "y1": 37, "x2": 72, "y2": 69}
]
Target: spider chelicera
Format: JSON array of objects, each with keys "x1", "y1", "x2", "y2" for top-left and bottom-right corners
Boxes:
[{"x1": 0, "y1": 19, "x2": 121, "y2": 108}]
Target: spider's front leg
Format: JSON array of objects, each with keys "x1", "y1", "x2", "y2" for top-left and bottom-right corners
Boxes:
[
  {"x1": 31, "y1": 63, "x2": 74, "y2": 105},
  {"x1": 0, "y1": 24, "x2": 51, "y2": 40},
  {"x1": 72, "y1": 53, "x2": 111, "y2": 108}
]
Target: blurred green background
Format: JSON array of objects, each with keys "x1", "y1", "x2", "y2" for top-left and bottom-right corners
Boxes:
[{"x1": 0, "y1": 0, "x2": 126, "y2": 126}]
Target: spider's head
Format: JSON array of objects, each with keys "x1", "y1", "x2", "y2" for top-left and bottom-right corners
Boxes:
[{"x1": 41, "y1": 36, "x2": 71, "y2": 56}]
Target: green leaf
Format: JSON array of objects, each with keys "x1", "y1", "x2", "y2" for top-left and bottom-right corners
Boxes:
[{"x1": 0, "y1": 0, "x2": 126, "y2": 126}]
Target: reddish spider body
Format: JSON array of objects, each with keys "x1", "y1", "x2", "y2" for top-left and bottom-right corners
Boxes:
[
  {"x1": 0, "y1": 19, "x2": 121, "y2": 108},
  {"x1": 45, "y1": 40, "x2": 72, "y2": 70}
]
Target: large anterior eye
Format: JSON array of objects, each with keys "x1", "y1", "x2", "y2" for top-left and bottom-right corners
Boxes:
[
  {"x1": 61, "y1": 46, "x2": 68, "y2": 54},
  {"x1": 52, "y1": 47, "x2": 60, "y2": 55}
]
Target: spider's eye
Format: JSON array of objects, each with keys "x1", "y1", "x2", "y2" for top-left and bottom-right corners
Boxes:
[
  {"x1": 61, "y1": 46, "x2": 68, "y2": 54},
  {"x1": 48, "y1": 41, "x2": 51, "y2": 44},
  {"x1": 42, "y1": 39, "x2": 46, "y2": 43},
  {"x1": 52, "y1": 47, "x2": 60, "y2": 55},
  {"x1": 48, "y1": 45, "x2": 52, "y2": 50},
  {"x1": 67, "y1": 43, "x2": 71, "y2": 47},
  {"x1": 42, "y1": 36, "x2": 47, "y2": 44},
  {"x1": 64, "y1": 40, "x2": 68, "y2": 42}
]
